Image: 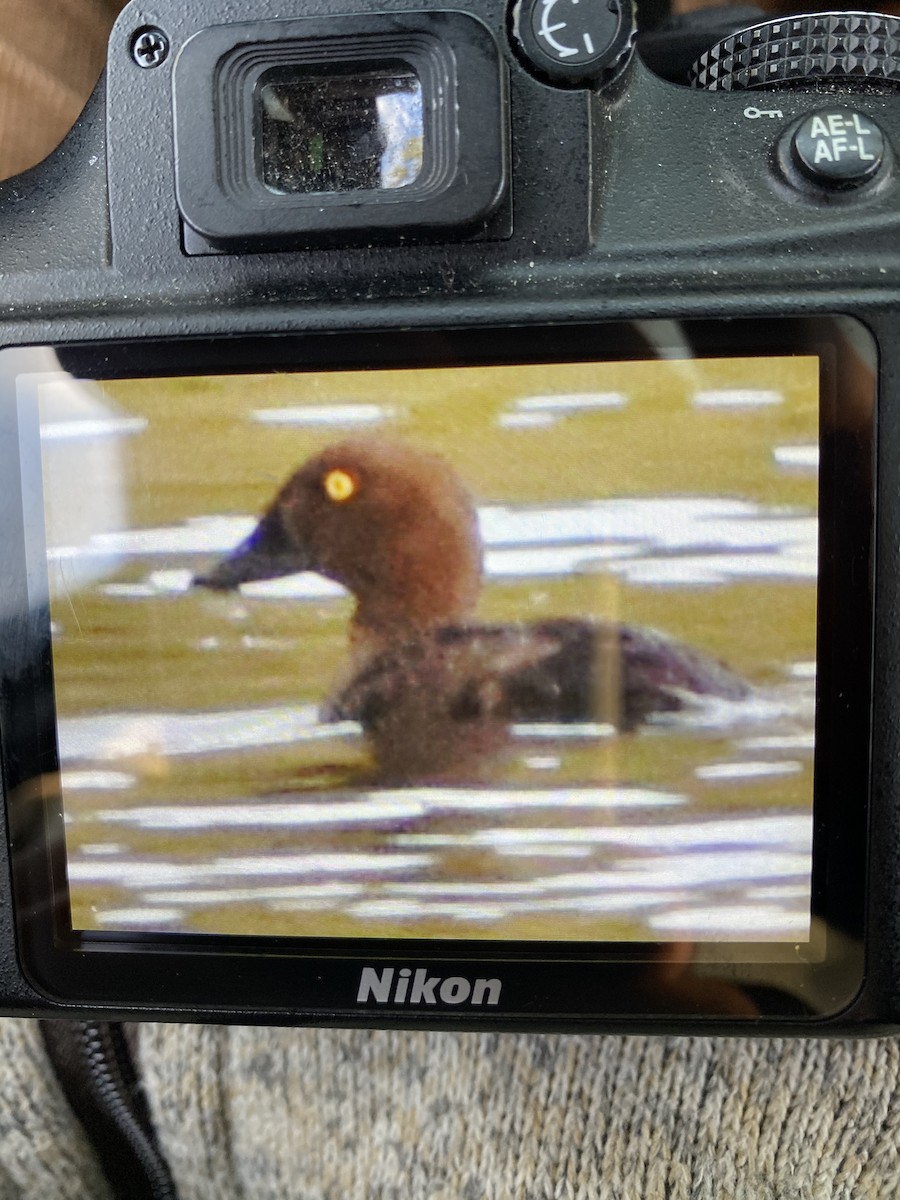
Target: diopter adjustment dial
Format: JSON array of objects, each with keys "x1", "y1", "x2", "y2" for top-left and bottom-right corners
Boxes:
[
  {"x1": 510, "y1": 0, "x2": 636, "y2": 88},
  {"x1": 690, "y1": 11, "x2": 900, "y2": 90}
]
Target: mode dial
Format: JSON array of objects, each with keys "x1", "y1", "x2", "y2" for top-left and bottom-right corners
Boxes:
[
  {"x1": 511, "y1": 0, "x2": 636, "y2": 87},
  {"x1": 690, "y1": 10, "x2": 900, "y2": 90}
]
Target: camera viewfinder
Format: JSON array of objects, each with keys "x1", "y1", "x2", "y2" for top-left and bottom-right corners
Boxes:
[
  {"x1": 173, "y1": 12, "x2": 508, "y2": 249},
  {"x1": 257, "y1": 65, "x2": 424, "y2": 196}
]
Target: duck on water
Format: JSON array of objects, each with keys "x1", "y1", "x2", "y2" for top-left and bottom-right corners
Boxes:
[{"x1": 194, "y1": 438, "x2": 749, "y2": 780}]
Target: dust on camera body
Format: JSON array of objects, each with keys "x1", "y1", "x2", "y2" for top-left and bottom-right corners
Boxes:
[{"x1": 0, "y1": 0, "x2": 895, "y2": 1034}]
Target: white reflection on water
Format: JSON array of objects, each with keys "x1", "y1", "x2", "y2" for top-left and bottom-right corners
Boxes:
[
  {"x1": 97, "y1": 909, "x2": 183, "y2": 927},
  {"x1": 693, "y1": 389, "x2": 782, "y2": 409},
  {"x1": 59, "y1": 682, "x2": 815, "y2": 939},
  {"x1": 67, "y1": 777, "x2": 813, "y2": 938},
  {"x1": 67, "y1": 853, "x2": 433, "y2": 886},
  {"x1": 59, "y1": 705, "x2": 358, "y2": 762},
  {"x1": 92, "y1": 786, "x2": 685, "y2": 829},
  {"x1": 61, "y1": 770, "x2": 136, "y2": 791},
  {"x1": 650, "y1": 907, "x2": 802, "y2": 936},
  {"x1": 499, "y1": 392, "x2": 628, "y2": 427},
  {"x1": 58, "y1": 692, "x2": 812, "y2": 767},
  {"x1": 790, "y1": 662, "x2": 816, "y2": 679},
  {"x1": 57, "y1": 677, "x2": 812, "y2": 769},
  {"x1": 738, "y1": 733, "x2": 815, "y2": 752},
  {"x1": 534, "y1": 851, "x2": 809, "y2": 891},
  {"x1": 417, "y1": 813, "x2": 808, "y2": 851},
  {"x1": 71, "y1": 819, "x2": 811, "y2": 938},
  {"x1": 498, "y1": 412, "x2": 558, "y2": 430},
  {"x1": 40, "y1": 417, "x2": 148, "y2": 441},
  {"x1": 649, "y1": 681, "x2": 812, "y2": 733},
  {"x1": 145, "y1": 883, "x2": 366, "y2": 905},
  {"x1": 252, "y1": 404, "x2": 392, "y2": 427},
  {"x1": 55, "y1": 494, "x2": 819, "y2": 600},
  {"x1": 695, "y1": 761, "x2": 803, "y2": 782},
  {"x1": 516, "y1": 392, "x2": 628, "y2": 412},
  {"x1": 774, "y1": 444, "x2": 818, "y2": 472},
  {"x1": 497, "y1": 846, "x2": 593, "y2": 859}
]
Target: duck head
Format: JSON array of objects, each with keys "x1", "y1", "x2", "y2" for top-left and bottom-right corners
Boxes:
[{"x1": 194, "y1": 438, "x2": 483, "y2": 641}]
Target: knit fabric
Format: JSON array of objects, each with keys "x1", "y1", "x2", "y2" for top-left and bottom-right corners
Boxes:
[
  {"x1": 134, "y1": 1026, "x2": 900, "y2": 1200},
  {"x1": 0, "y1": 1019, "x2": 112, "y2": 1200}
]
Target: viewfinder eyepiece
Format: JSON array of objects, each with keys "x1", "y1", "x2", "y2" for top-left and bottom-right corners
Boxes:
[
  {"x1": 173, "y1": 12, "x2": 508, "y2": 249},
  {"x1": 256, "y1": 65, "x2": 424, "y2": 196}
]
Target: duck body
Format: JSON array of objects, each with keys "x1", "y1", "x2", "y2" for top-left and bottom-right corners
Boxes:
[
  {"x1": 194, "y1": 437, "x2": 749, "y2": 780},
  {"x1": 322, "y1": 617, "x2": 748, "y2": 780},
  {"x1": 326, "y1": 618, "x2": 747, "y2": 730}
]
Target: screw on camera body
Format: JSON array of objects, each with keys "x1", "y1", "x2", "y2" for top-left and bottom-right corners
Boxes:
[{"x1": 131, "y1": 28, "x2": 169, "y2": 68}]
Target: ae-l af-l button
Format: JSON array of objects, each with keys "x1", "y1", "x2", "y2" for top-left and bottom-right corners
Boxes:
[{"x1": 789, "y1": 109, "x2": 885, "y2": 188}]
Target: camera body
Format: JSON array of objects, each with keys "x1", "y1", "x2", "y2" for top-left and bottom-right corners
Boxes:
[{"x1": 0, "y1": 0, "x2": 898, "y2": 1033}]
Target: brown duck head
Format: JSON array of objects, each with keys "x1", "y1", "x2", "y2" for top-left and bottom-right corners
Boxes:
[{"x1": 194, "y1": 438, "x2": 483, "y2": 642}]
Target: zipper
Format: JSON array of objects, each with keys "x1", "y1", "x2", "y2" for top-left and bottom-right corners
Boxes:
[{"x1": 40, "y1": 1020, "x2": 178, "y2": 1200}]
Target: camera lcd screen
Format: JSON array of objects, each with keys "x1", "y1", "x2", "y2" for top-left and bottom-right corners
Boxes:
[
  {"x1": 256, "y1": 66, "x2": 425, "y2": 195},
  {"x1": 22, "y1": 345, "x2": 827, "y2": 949}
]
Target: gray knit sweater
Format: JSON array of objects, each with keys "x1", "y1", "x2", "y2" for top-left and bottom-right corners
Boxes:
[{"x1": 1, "y1": 1019, "x2": 897, "y2": 1199}]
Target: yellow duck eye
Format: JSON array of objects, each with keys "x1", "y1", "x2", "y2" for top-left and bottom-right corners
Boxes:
[{"x1": 323, "y1": 468, "x2": 357, "y2": 503}]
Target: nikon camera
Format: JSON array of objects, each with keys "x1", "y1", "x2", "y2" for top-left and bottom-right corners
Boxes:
[{"x1": 0, "y1": 0, "x2": 896, "y2": 1034}]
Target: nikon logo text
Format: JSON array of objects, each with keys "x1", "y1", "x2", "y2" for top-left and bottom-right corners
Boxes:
[{"x1": 356, "y1": 967, "x2": 502, "y2": 1007}]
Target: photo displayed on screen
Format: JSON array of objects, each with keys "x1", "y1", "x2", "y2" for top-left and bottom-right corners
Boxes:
[{"x1": 35, "y1": 353, "x2": 819, "y2": 943}]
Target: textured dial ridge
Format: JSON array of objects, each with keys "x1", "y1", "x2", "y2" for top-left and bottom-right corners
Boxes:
[{"x1": 690, "y1": 11, "x2": 900, "y2": 91}]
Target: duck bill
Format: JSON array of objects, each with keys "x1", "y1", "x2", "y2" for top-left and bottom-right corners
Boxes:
[{"x1": 193, "y1": 508, "x2": 311, "y2": 590}]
